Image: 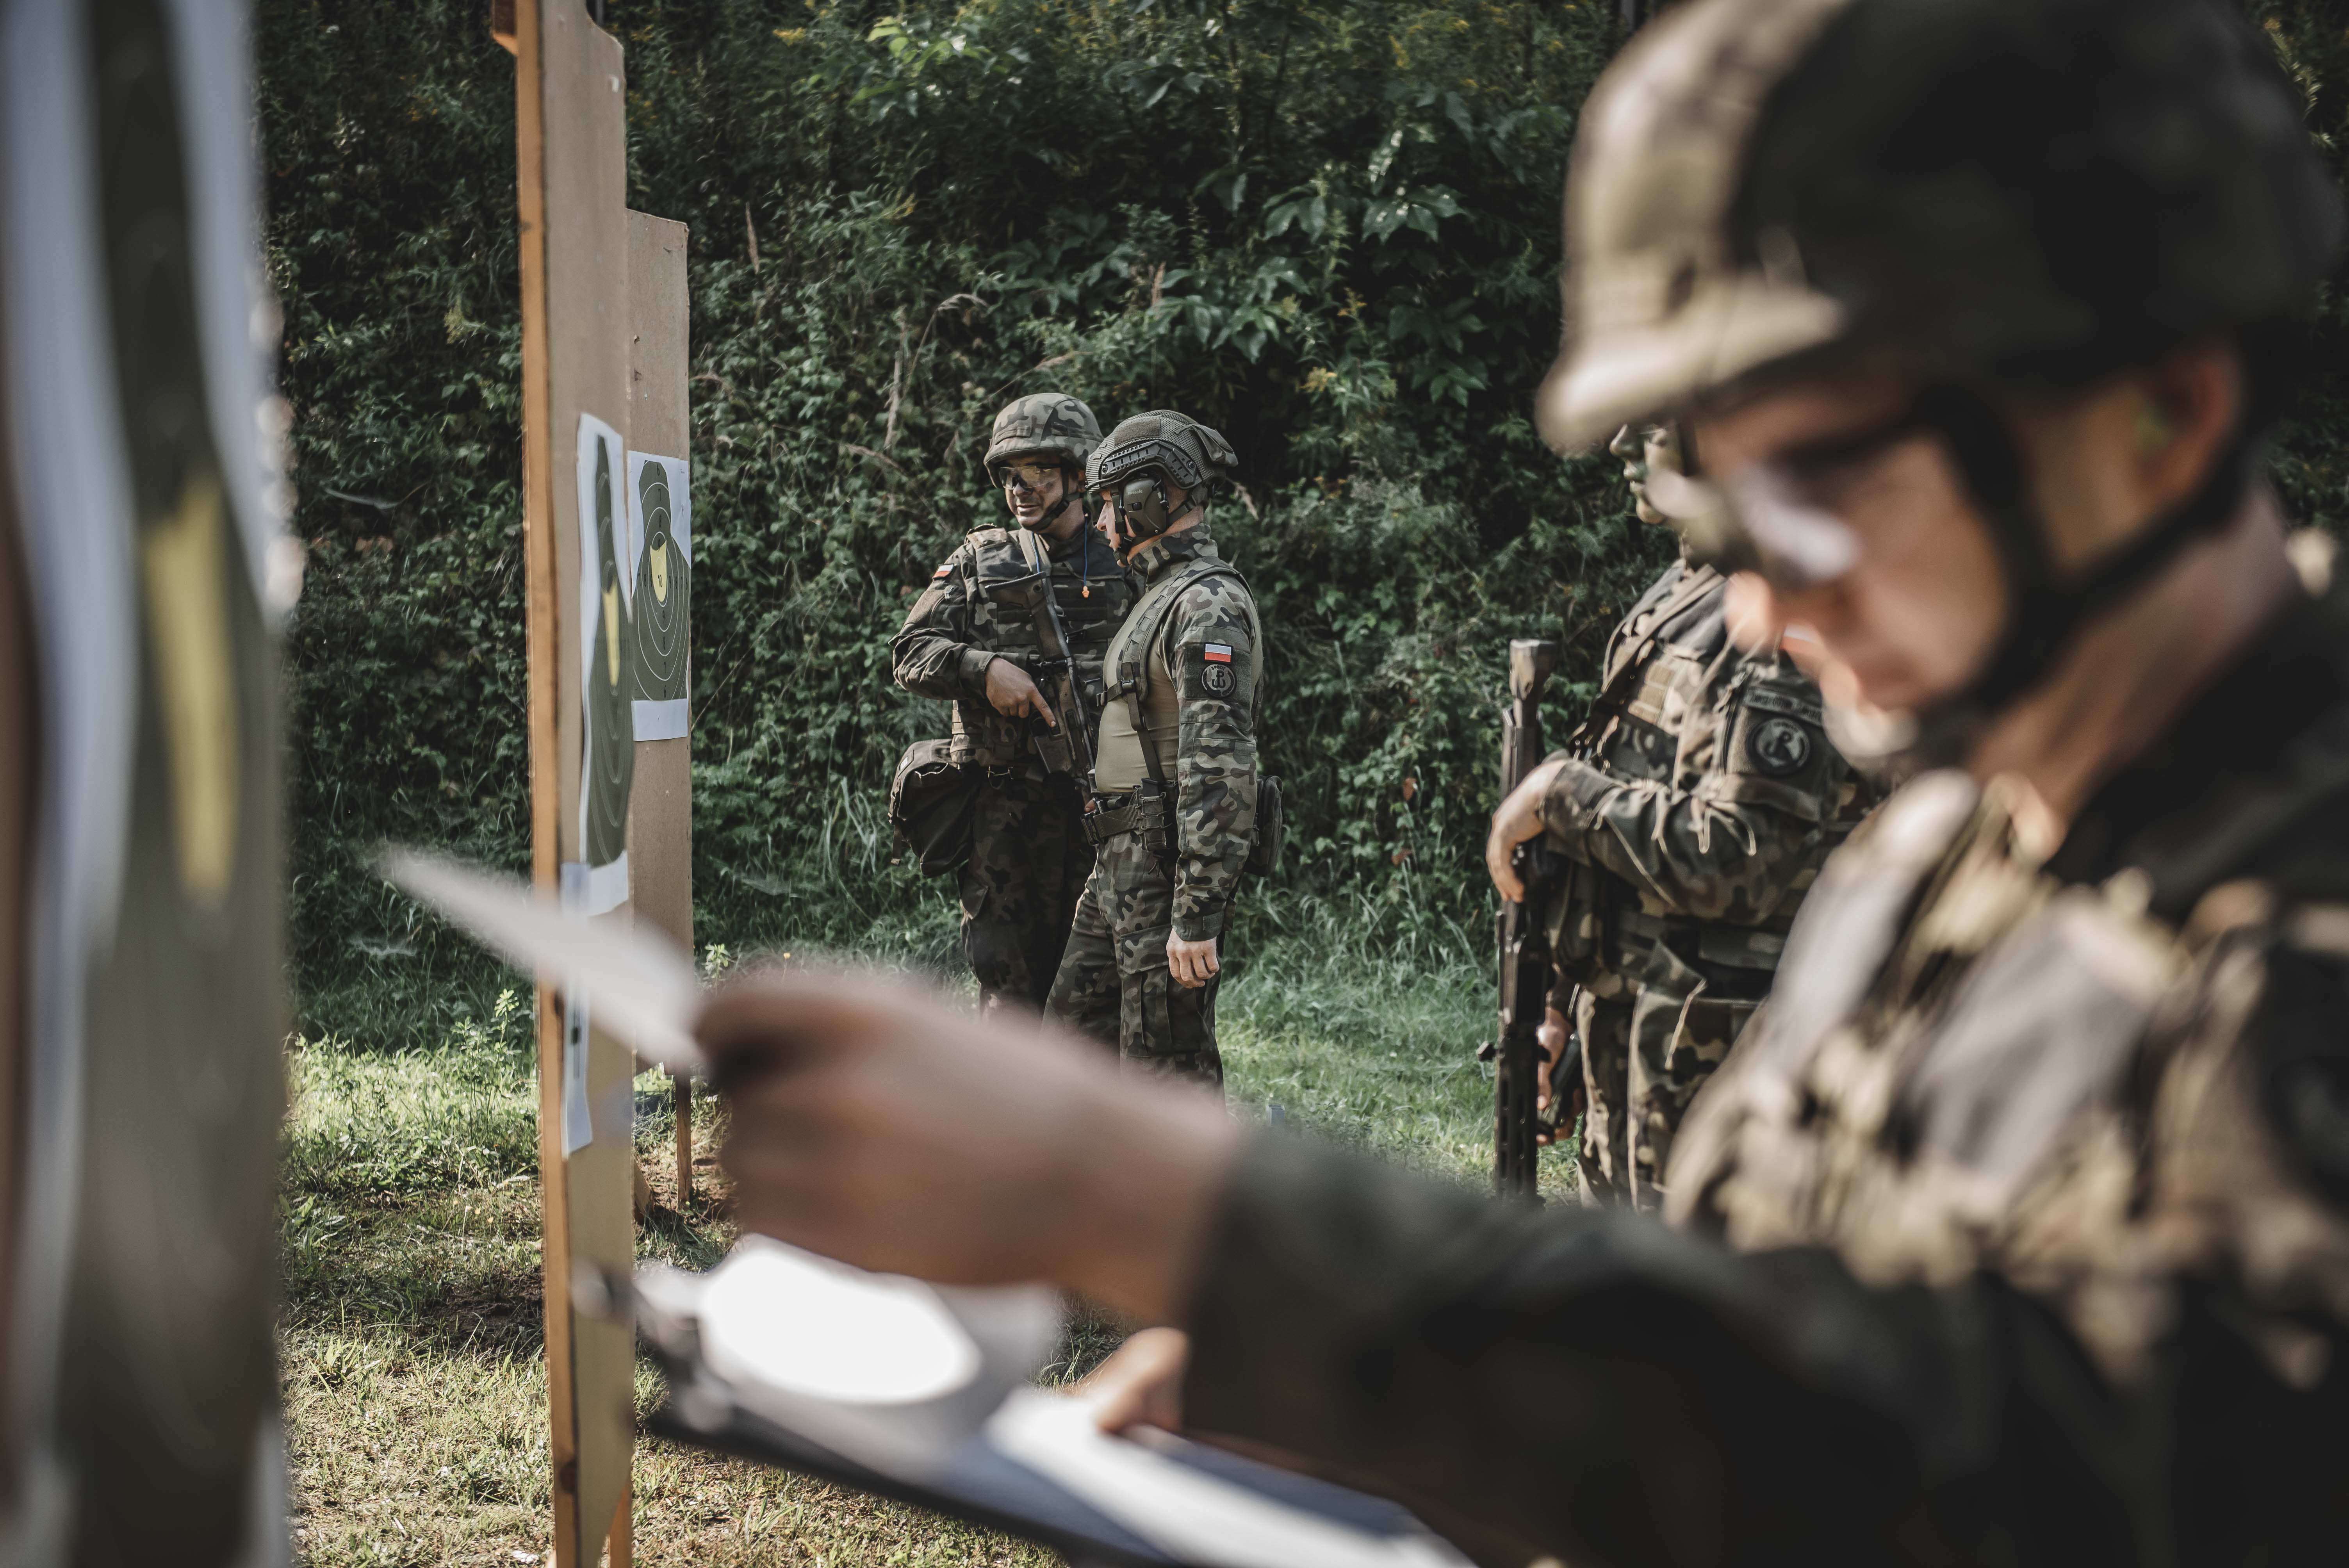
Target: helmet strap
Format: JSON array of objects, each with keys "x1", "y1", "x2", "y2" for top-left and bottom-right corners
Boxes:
[{"x1": 1907, "y1": 387, "x2": 2255, "y2": 765}]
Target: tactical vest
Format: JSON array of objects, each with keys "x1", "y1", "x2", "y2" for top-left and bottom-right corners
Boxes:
[
  {"x1": 950, "y1": 525, "x2": 1132, "y2": 768},
  {"x1": 1094, "y1": 557, "x2": 1262, "y2": 794},
  {"x1": 1543, "y1": 558, "x2": 1871, "y2": 992}
]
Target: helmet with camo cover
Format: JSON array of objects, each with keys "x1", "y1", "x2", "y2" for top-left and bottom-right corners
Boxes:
[
  {"x1": 1539, "y1": 0, "x2": 2341, "y2": 744},
  {"x1": 984, "y1": 393, "x2": 1102, "y2": 481},
  {"x1": 1538, "y1": 0, "x2": 2338, "y2": 453}
]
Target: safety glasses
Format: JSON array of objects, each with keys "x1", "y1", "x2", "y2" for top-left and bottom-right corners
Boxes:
[
  {"x1": 1670, "y1": 402, "x2": 1936, "y2": 596},
  {"x1": 999, "y1": 462, "x2": 1061, "y2": 492}
]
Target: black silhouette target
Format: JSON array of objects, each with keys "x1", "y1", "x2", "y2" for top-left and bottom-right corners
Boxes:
[
  {"x1": 630, "y1": 458, "x2": 688, "y2": 703},
  {"x1": 585, "y1": 432, "x2": 634, "y2": 869}
]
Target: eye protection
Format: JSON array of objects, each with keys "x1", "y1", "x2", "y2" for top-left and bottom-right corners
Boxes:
[
  {"x1": 1657, "y1": 403, "x2": 1936, "y2": 595},
  {"x1": 998, "y1": 462, "x2": 1061, "y2": 492}
]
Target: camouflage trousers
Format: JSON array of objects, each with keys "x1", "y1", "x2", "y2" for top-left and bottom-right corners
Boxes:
[
  {"x1": 1572, "y1": 951, "x2": 1757, "y2": 1210},
  {"x1": 960, "y1": 773, "x2": 1094, "y2": 1016},
  {"x1": 1044, "y1": 830, "x2": 1224, "y2": 1087}
]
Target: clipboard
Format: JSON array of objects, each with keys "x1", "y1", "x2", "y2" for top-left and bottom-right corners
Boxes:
[{"x1": 628, "y1": 1245, "x2": 1471, "y2": 1568}]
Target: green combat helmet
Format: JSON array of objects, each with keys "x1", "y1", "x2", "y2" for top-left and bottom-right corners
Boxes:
[
  {"x1": 1538, "y1": 0, "x2": 2342, "y2": 745},
  {"x1": 1086, "y1": 410, "x2": 1238, "y2": 545},
  {"x1": 985, "y1": 392, "x2": 1101, "y2": 530},
  {"x1": 985, "y1": 393, "x2": 1101, "y2": 477}
]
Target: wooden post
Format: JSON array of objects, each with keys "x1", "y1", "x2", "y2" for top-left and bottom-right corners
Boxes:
[
  {"x1": 512, "y1": 1, "x2": 635, "y2": 1561},
  {"x1": 622, "y1": 210, "x2": 693, "y2": 1207}
]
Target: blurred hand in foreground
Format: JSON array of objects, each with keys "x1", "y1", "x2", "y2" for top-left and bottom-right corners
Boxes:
[
  {"x1": 1072, "y1": 1326, "x2": 1190, "y2": 1436},
  {"x1": 700, "y1": 968, "x2": 1240, "y2": 1323}
]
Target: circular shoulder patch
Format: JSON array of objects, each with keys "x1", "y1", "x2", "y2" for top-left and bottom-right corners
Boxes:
[
  {"x1": 1201, "y1": 662, "x2": 1235, "y2": 697},
  {"x1": 1748, "y1": 715, "x2": 1813, "y2": 776}
]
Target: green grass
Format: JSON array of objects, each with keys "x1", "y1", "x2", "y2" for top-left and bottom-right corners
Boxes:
[{"x1": 283, "y1": 903, "x2": 1577, "y2": 1565}]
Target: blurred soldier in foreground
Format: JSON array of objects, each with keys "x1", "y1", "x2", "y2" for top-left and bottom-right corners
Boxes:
[
  {"x1": 708, "y1": 0, "x2": 2349, "y2": 1561},
  {"x1": 1492, "y1": 419, "x2": 1877, "y2": 1206},
  {"x1": 892, "y1": 394, "x2": 1132, "y2": 1014},
  {"x1": 1043, "y1": 412, "x2": 1269, "y2": 1086}
]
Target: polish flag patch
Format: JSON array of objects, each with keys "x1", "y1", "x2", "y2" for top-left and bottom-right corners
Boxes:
[
  {"x1": 932, "y1": 563, "x2": 953, "y2": 579},
  {"x1": 1203, "y1": 644, "x2": 1233, "y2": 663}
]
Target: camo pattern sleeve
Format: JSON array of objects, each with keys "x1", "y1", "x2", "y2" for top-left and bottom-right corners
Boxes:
[
  {"x1": 1166, "y1": 572, "x2": 1261, "y2": 942},
  {"x1": 889, "y1": 541, "x2": 996, "y2": 700},
  {"x1": 1536, "y1": 647, "x2": 1866, "y2": 925}
]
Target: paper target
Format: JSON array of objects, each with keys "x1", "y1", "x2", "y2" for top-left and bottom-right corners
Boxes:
[
  {"x1": 625, "y1": 450, "x2": 690, "y2": 738},
  {"x1": 576, "y1": 413, "x2": 634, "y2": 910}
]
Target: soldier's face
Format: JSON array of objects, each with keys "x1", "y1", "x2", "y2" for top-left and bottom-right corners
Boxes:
[
  {"x1": 1608, "y1": 423, "x2": 1682, "y2": 526},
  {"x1": 1002, "y1": 461, "x2": 1071, "y2": 530},
  {"x1": 1695, "y1": 376, "x2": 2005, "y2": 716}
]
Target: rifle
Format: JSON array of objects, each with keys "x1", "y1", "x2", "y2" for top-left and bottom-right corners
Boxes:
[
  {"x1": 1004, "y1": 532, "x2": 1100, "y2": 803},
  {"x1": 1485, "y1": 639, "x2": 1567, "y2": 1199}
]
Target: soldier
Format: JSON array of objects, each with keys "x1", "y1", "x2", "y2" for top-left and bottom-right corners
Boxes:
[
  {"x1": 1043, "y1": 411, "x2": 1260, "y2": 1086},
  {"x1": 1494, "y1": 417, "x2": 1878, "y2": 1208},
  {"x1": 705, "y1": 0, "x2": 2349, "y2": 1560},
  {"x1": 891, "y1": 394, "x2": 1133, "y2": 1015}
]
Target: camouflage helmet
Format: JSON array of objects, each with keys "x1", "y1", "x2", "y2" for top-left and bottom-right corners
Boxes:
[
  {"x1": 984, "y1": 393, "x2": 1101, "y2": 480},
  {"x1": 1085, "y1": 410, "x2": 1237, "y2": 494},
  {"x1": 1536, "y1": 0, "x2": 2342, "y2": 752},
  {"x1": 1536, "y1": 0, "x2": 2342, "y2": 452}
]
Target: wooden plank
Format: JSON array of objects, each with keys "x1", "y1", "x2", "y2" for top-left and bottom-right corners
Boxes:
[
  {"x1": 623, "y1": 211, "x2": 693, "y2": 1206},
  {"x1": 513, "y1": 0, "x2": 634, "y2": 1561}
]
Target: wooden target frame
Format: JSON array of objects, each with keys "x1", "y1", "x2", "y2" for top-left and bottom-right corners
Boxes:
[{"x1": 504, "y1": 2, "x2": 693, "y2": 1562}]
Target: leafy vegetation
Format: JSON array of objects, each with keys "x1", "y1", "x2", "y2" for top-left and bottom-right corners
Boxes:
[{"x1": 264, "y1": 0, "x2": 2347, "y2": 1044}]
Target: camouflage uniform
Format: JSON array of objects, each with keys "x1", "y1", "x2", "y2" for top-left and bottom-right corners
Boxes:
[
  {"x1": 1538, "y1": 553, "x2": 1877, "y2": 1207},
  {"x1": 891, "y1": 519, "x2": 1132, "y2": 1012},
  {"x1": 1044, "y1": 524, "x2": 1261, "y2": 1083}
]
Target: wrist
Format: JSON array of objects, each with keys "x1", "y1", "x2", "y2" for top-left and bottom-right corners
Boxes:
[
  {"x1": 1538, "y1": 756, "x2": 1609, "y2": 832},
  {"x1": 961, "y1": 648, "x2": 1001, "y2": 697},
  {"x1": 1050, "y1": 1072, "x2": 1241, "y2": 1323},
  {"x1": 1172, "y1": 909, "x2": 1224, "y2": 943}
]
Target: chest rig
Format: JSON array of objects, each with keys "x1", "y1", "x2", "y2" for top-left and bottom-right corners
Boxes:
[{"x1": 954, "y1": 526, "x2": 1132, "y2": 771}]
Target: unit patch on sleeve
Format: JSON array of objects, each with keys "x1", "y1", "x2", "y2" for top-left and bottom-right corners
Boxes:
[
  {"x1": 1196, "y1": 643, "x2": 1238, "y2": 698},
  {"x1": 1748, "y1": 715, "x2": 1813, "y2": 776}
]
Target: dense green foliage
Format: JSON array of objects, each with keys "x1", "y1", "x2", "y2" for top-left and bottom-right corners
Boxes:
[{"x1": 262, "y1": 0, "x2": 2348, "y2": 1037}]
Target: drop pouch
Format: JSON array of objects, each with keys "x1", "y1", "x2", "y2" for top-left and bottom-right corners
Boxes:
[{"x1": 889, "y1": 738, "x2": 977, "y2": 877}]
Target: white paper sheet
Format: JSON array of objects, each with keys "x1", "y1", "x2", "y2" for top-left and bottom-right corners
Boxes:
[{"x1": 382, "y1": 848, "x2": 701, "y2": 1071}]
